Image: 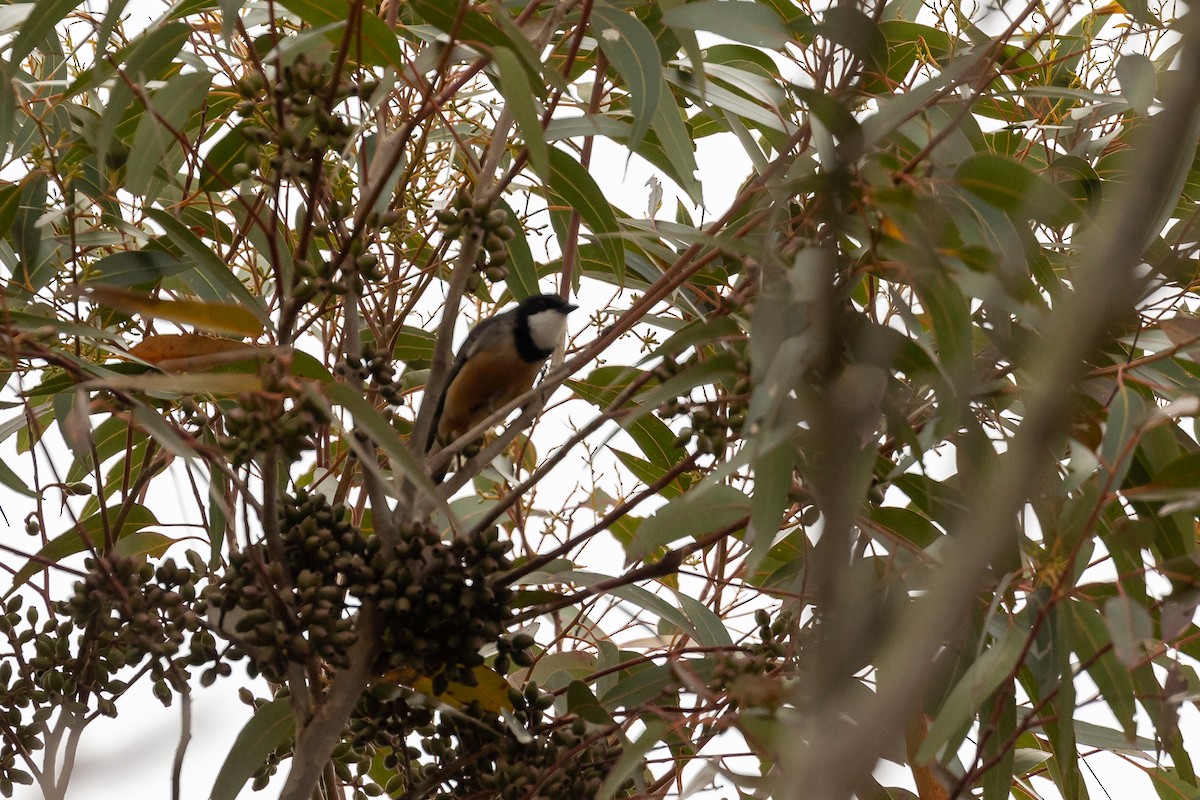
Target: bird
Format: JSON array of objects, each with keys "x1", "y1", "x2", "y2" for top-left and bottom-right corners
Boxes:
[{"x1": 425, "y1": 293, "x2": 577, "y2": 480}]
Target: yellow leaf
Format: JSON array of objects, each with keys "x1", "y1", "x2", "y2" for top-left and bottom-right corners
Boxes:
[
  {"x1": 81, "y1": 286, "x2": 264, "y2": 337},
  {"x1": 375, "y1": 666, "x2": 515, "y2": 712},
  {"x1": 879, "y1": 214, "x2": 906, "y2": 242}
]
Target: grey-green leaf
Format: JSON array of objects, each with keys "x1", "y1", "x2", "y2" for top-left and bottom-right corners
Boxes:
[
  {"x1": 591, "y1": 2, "x2": 662, "y2": 149},
  {"x1": 210, "y1": 699, "x2": 296, "y2": 800},
  {"x1": 662, "y1": 0, "x2": 789, "y2": 49}
]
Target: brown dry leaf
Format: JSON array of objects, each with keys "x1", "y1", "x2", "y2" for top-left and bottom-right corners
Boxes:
[
  {"x1": 129, "y1": 333, "x2": 259, "y2": 366},
  {"x1": 1160, "y1": 315, "x2": 1200, "y2": 350}
]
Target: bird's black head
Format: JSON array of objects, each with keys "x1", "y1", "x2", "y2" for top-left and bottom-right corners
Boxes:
[
  {"x1": 514, "y1": 293, "x2": 577, "y2": 360},
  {"x1": 516, "y1": 293, "x2": 578, "y2": 316}
]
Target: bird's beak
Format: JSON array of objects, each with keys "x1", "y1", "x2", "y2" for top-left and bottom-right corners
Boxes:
[{"x1": 565, "y1": 303, "x2": 579, "y2": 312}]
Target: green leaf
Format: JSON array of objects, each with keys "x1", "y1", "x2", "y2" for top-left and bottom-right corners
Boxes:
[
  {"x1": 648, "y1": 81, "x2": 700, "y2": 205},
  {"x1": 322, "y1": 383, "x2": 454, "y2": 521},
  {"x1": 216, "y1": 0, "x2": 241, "y2": 36},
  {"x1": 10, "y1": 504, "x2": 160, "y2": 592},
  {"x1": 84, "y1": 21, "x2": 192, "y2": 169},
  {"x1": 146, "y1": 209, "x2": 267, "y2": 317},
  {"x1": 530, "y1": 651, "x2": 597, "y2": 689},
  {"x1": 592, "y1": 2, "x2": 662, "y2": 149},
  {"x1": 131, "y1": 403, "x2": 195, "y2": 458},
  {"x1": 275, "y1": 0, "x2": 403, "y2": 68},
  {"x1": 913, "y1": 272, "x2": 971, "y2": 398},
  {"x1": 917, "y1": 627, "x2": 1025, "y2": 762},
  {"x1": 84, "y1": 251, "x2": 190, "y2": 288},
  {"x1": 547, "y1": 148, "x2": 625, "y2": 283},
  {"x1": 393, "y1": 326, "x2": 437, "y2": 366},
  {"x1": 567, "y1": 679, "x2": 615, "y2": 725},
  {"x1": 115, "y1": 531, "x2": 177, "y2": 559},
  {"x1": 1116, "y1": 53, "x2": 1156, "y2": 116},
  {"x1": 53, "y1": 388, "x2": 91, "y2": 460},
  {"x1": 12, "y1": 173, "x2": 49, "y2": 289},
  {"x1": 0, "y1": 61, "x2": 14, "y2": 156},
  {"x1": 1044, "y1": 604, "x2": 1081, "y2": 800},
  {"x1": 126, "y1": 71, "x2": 212, "y2": 199},
  {"x1": 0, "y1": 181, "x2": 20, "y2": 236},
  {"x1": 411, "y1": 0, "x2": 543, "y2": 81},
  {"x1": 1150, "y1": 768, "x2": 1200, "y2": 800},
  {"x1": 954, "y1": 153, "x2": 1081, "y2": 226},
  {"x1": 496, "y1": 197, "x2": 539, "y2": 299},
  {"x1": 67, "y1": 416, "x2": 140, "y2": 482},
  {"x1": 1103, "y1": 595, "x2": 1152, "y2": 666},
  {"x1": 631, "y1": 353, "x2": 739, "y2": 420},
  {"x1": 863, "y1": 21, "x2": 959, "y2": 93},
  {"x1": 1113, "y1": 0, "x2": 1159, "y2": 27},
  {"x1": 1099, "y1": 385, "x2": 1147, "y2": 489},
  {"x1": 10, "y1": 0, "x2": 76, "y2": 65},
  {"x1": 1129, "y1": 451, "x2": 1200, "y2": 502},
  {"x1": 200, "y1": 125, "x2": 251, "y2": 192},
  {"x1": 668, "y1": 67, "x2": 794, "y2": 133},
  {"x1": 598, "y1": 716, "x2": 667, "y2": 800},
  {"x1": 867, "y1": 506, "x2": 942, "y2": 548},
  {"x1": 68, "y1": 20, "x2": 190, "y2": 97},
  {"x1": 493, "y1": 46, "x2": 550, "y2": 180},
  {"x1": 210, "y1": 698, "x2": 296, "y2": 800},
  {"x1": 0, "y1": 451, "x2": 33, "y2": 498},
  {"x1": 674, "y1": 591, "x2": 733, "y2": 646},
  {"x1": 661, "y1": 0, "x2": 789, "y2": 49},
  {"x1": 820, "y1": 6, "x2": 887, "y2": 72},
  {"x1": 606, "y1": 581, "x2": 699, "y2": 639},
  {"x1": 1049, "y1": 718, "x2": 1158, "y2": 756},
  {"x1": 632, "y1": 484, "x2": 749, "y2": 560},
  {"x1": 981, "y1": 686, "x2": 1017, "y2": 800},
  {"x1": 1066, "y1": 600, "x2": 1137, "y2": 738},
  {"x1": 612, "y1": 448, "x2": 685, "y2": 498},
  {"x1": 647, "y1": 317, "x2": 741, "y2": 362},
  {"x1": 748, "y1": 437, "x2": 791, "y2": 570},
  {"x1": 599, "y1": 663, "x2": 672, "y2": 709},
  {"x1": 569, "y1": 366, "x2": 687, "y2": 471}
]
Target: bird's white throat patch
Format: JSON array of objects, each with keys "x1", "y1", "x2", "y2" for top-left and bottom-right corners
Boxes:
[{"x1": 526, "y1": 308, "x2": 569, "y2": 352}]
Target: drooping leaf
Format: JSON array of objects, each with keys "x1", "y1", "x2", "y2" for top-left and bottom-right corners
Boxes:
[
  {"x1": 493, "y1": 46, "x2": 550, "y2": 180},
  {"x1": 82, "y1": 286, "x2": 264, "y2": 338},
  {"x1": 546, "y1": 148, "x2": 625, "y2": 283},
  {"x1": 917, "y1": 627, "x2": 1026, "y2": 762},
  {"x1": 411, "y1": 0, "x2": 542, "y2": 80},
  {"x1": 275, "y1": 0, "x2": 403, "y2": 68},
  {"x1": 661, "y1": 0, "x2": 790, "y2": 49},
  {"x1": 146, "y1": 209, "x2": 268, "y2": 316},
  {"x1": 125, "y1": 70, "x2": 212, "y2": 199},
  {"x1": 1103, "y1": 595, "x2": 1153, "y2": 666},
  {"x1": 592, "y1": 2, "x2": 662, "y2": 149},
  {"x1": 597, "y1": 716, "x2": 667, "y2": 800},
  {"x1": 210, "y1": 699, "x2": 296, "y2": 800},
  {"x1": 1066, "y1": 600, "x2": 1137, "y2": 738},
  {"x1": 955, "y1": 153, "x2": 1082, "y2": 226},
  {"x1": 631, "y1": 483, "x2": 749, "y2": 560},
  {"x1": 820, "y1": 6, "x2": 887, "y2": 72},
  {"x1": 10, "y1": 0, "x2": 77, "y2": 65},
  {"x1": 84, "y1": 251, "x2": 190, "y2": 288}
]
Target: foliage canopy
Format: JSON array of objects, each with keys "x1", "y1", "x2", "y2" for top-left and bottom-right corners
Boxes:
[{"x1": 1, "y1": 1, "x2": 1200, "y2": 799}]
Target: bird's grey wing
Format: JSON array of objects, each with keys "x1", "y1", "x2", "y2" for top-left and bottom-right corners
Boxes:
[{"x1": 424, "y1": 311, "x2": 507, "y2": 452}]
